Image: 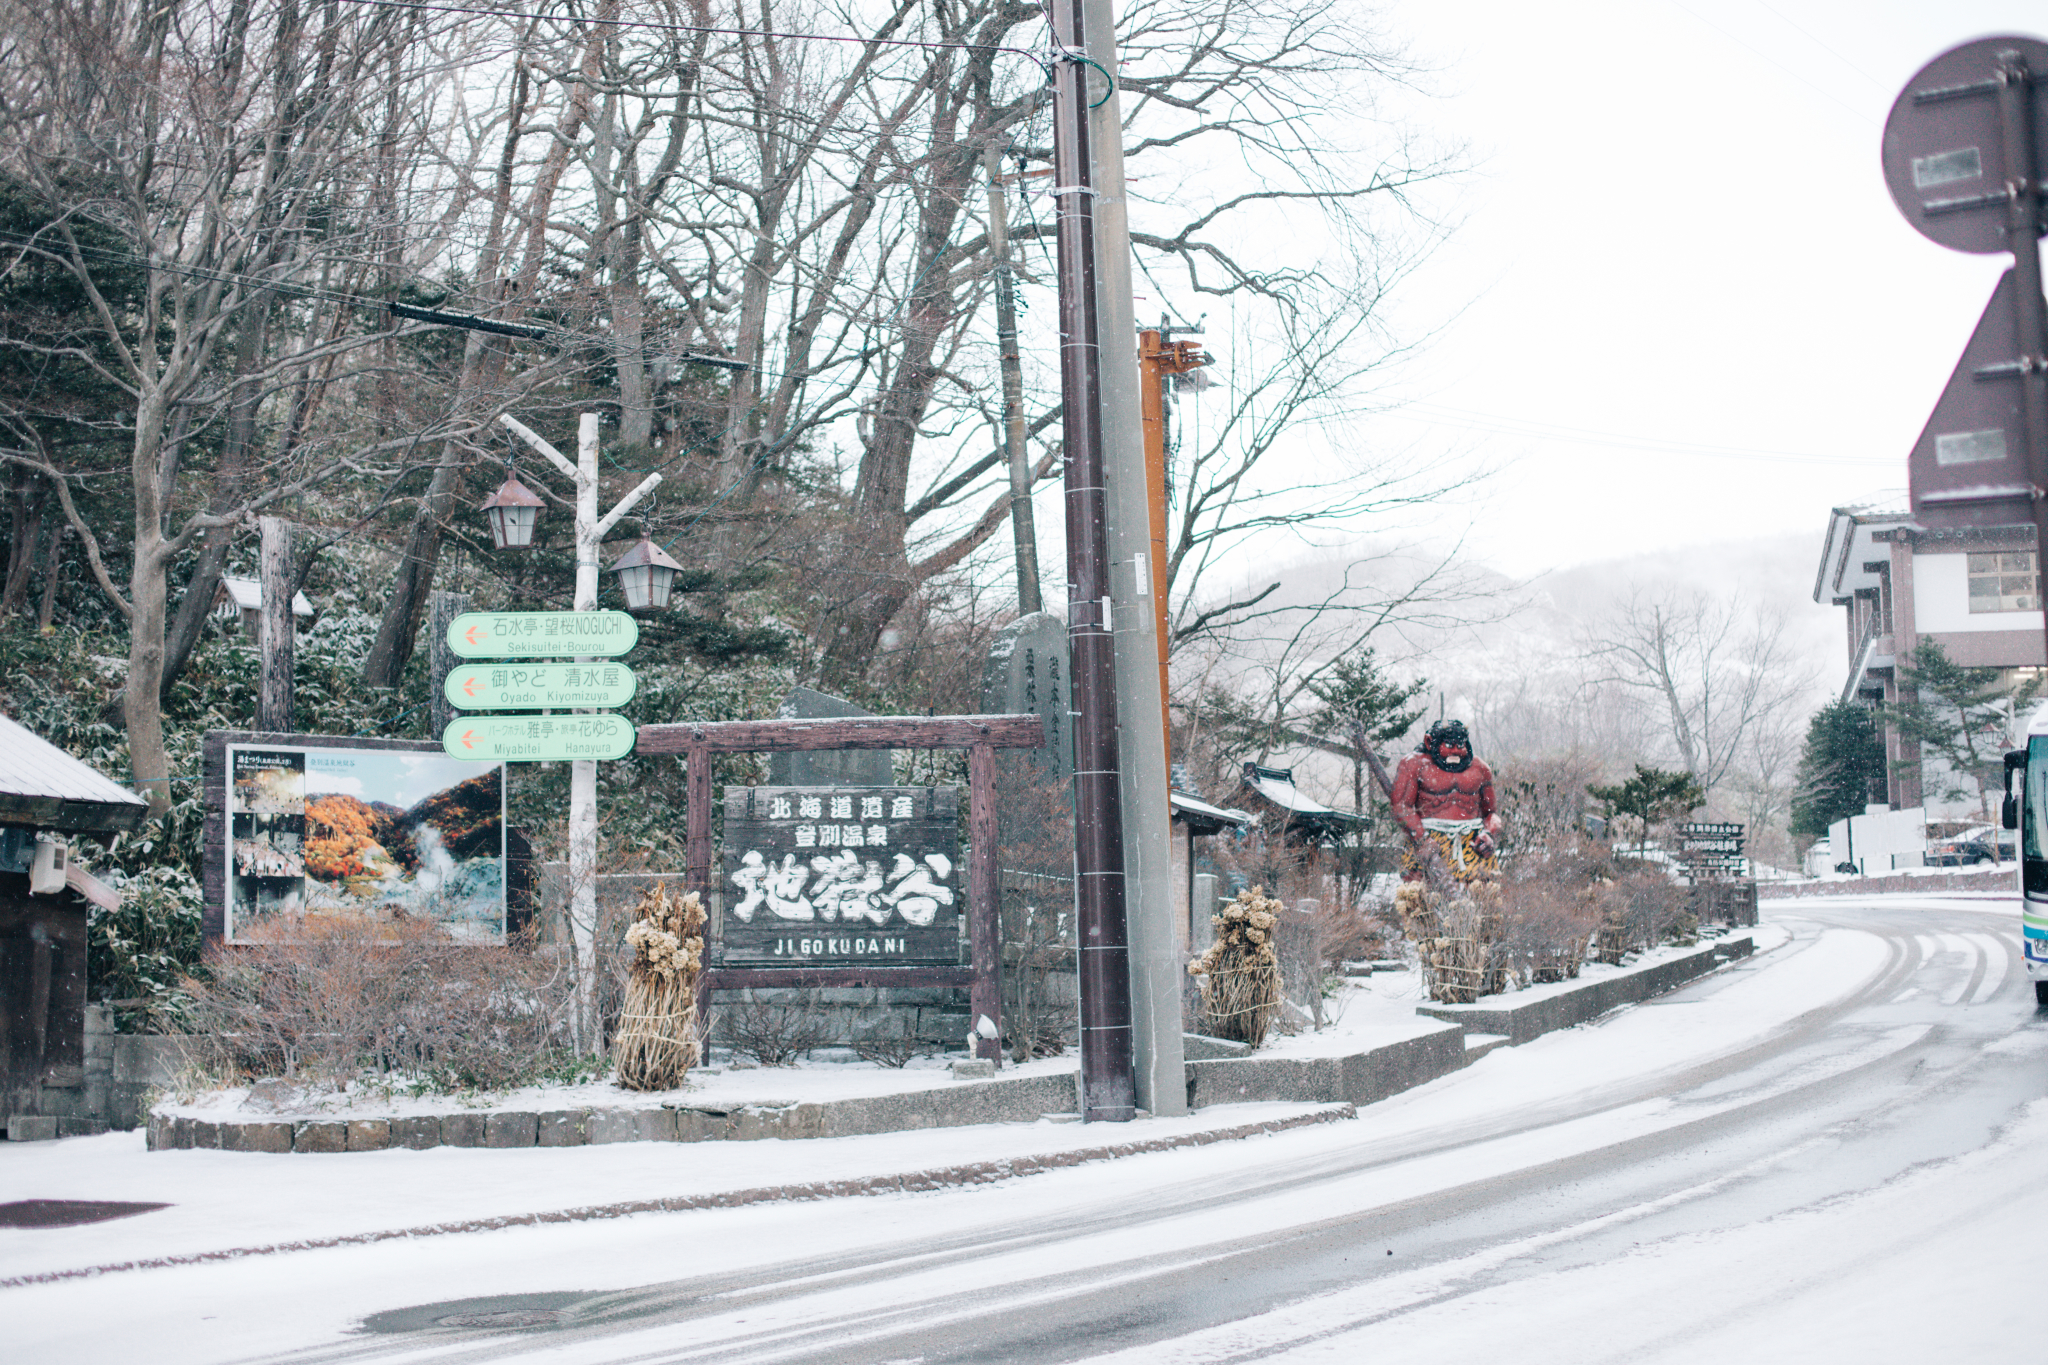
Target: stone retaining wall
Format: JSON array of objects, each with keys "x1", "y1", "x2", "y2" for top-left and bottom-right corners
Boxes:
[
  {"x1": 1185, "y1": 1024, "x2": 1470, "y2": 1110},
  {"x1": 148, "y1": 1070, "x2": 1086, "y2": 1153},
  {"x1": 1414, "y1": 937, "x2": 1753, "y2": 1045},
  {"x1": 147, "y1": 934, "x2": 1761, "y2": 1152},
  {"x1": 1763, "y1": 869, "x2": 2011, "y2": 898}
]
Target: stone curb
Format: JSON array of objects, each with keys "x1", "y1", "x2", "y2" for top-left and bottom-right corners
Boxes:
[
  {"x1": 1413, "y1": 935, "x2": 1753, "y2": 1045},
  {"x1": 1, "y1": 1104, "x2": 1356, "y2": 1289},
  {"x1": 1186, "y1": 934, "x2": 1758, "y2": 1109},
  {"x1": 143, "y1": 936, "x2": 1762, "y2": 1155},
  {"x1": 148, "y1": 1070, "x2": 1086, "y2": 1154}
]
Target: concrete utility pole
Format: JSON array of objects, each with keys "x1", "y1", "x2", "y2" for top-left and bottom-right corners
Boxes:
[
  {"x1": 1886, "y1": 38, "x2": 2048, "y2": 663},
  {"x1": 1994, "y1": 49, "x2": 2048, "y2": 673},
  {"x1": 499, "y1": 411, "x2": 660, "y2": 1053},
  {"x1": 1073, "y1": 0, "x2": 1186, "y2": 1119},
  {"x1": 986, "y1": 142, "x2": 1043, "y2": 616},
  {"x1": 256, "y1": 516, "x2": 295, "y2": 733}
]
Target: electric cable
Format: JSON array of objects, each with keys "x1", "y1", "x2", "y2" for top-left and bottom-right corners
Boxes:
[{"x1": 333, "y1": 0, "x2": 1042, "y2": 61}]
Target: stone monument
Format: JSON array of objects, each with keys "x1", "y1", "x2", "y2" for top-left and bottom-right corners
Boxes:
[
  {"x1": 766, "y1": 687, "x2": 896, "y2": 787},
  {"x1": 981, "y1": 611, "x2": 1071, "y2": 786}
]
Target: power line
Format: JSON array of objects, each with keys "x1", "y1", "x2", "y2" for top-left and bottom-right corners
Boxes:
[{"x1": 333, "y1": 0, "x2": 1044, "y2": 61}]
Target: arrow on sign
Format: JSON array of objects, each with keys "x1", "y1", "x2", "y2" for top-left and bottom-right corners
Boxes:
[
  {"x1": 463, "y1": 676, "x2": 481, "y2": 697},
  {"x1": 445, "y1": 609, "x2": 639, "y2": 659},
  {"x1": 460, "y1": 729, "x2": 479, "y2": 751}
]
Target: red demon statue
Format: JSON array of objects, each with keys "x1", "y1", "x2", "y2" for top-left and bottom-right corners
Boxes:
[{"x1": 1390, "y1": 719, "x2": 1502, "y2": 883}]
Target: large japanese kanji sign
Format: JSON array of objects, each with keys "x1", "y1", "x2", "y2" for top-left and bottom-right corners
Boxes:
[{"x1": 719, "y1": 785, "x2": 961, "y2": 966}]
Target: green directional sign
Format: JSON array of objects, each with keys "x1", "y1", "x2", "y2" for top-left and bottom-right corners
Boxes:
[
  {"x1": 446, "y1": 610, "x2": 639, "y2": 659},
  {"x1": 441, "y1": 714, "x2": 637, "y2": 763},
  {"x1": 445, "y1": 661, "x2": 637, "y2": 712}
]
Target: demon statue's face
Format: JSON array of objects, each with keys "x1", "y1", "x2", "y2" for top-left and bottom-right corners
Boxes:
[{"x1": 1423, "y1": 719, "x2": 1473, "y2": 773}]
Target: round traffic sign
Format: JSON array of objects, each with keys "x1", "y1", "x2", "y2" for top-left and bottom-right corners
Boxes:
[{"x1": 1882, "y1": 35, "x2": 2048, "y2": 255}]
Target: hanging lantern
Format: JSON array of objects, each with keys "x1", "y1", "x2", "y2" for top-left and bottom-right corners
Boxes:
[
  {"x1": 609, "y1": 535, "x2": 684, "y2": 611},
  {"x1": 480, "y1": 474, "x2": 545, "y2": 550}
]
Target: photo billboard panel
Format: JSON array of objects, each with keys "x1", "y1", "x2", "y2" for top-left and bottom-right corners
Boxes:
[{"x1": 225, "y1": 743, "x2": 507, "y2": 942}]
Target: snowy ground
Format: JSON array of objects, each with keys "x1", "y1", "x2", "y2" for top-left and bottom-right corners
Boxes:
[
  {"x1": 10, "y1": 930, "x2": 1775, "y2": 1281},
  {"x1": 0, "y1": 1099, "x2": 1338, "y2": 1283},
  {"x1": 6, "y1": 895, "x2": 2035, "y2": 1364}
]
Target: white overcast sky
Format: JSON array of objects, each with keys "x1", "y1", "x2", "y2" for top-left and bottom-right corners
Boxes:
[{"x1": 1341, "y1": 0, "x2": 2046, "y2": 579}]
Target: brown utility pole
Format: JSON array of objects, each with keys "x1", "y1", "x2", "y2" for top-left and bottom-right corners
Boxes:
[
  {"x1": 428, "y1": 590, "x2": 471, "y2": 738},
  {"x1": 1049, "y1": 0, "x2": 1134, "y2": 1122},
  {"x1": 1137, "y1": 326, "x2": 1212, "y2": 782},
  {"x1": 986, "y1": 144, "x2": 1043, "y2": 615}
]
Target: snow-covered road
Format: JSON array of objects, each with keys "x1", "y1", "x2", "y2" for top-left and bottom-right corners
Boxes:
[{"x1": 8, "y1": 895, "x2": 2042, "y2": 1364}]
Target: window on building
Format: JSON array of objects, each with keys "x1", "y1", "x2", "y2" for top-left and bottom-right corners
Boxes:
[{"x1": 1967, "y1": 551, "x2": 2041, "y2": 613}]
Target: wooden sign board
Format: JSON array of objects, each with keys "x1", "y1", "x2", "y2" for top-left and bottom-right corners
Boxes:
[{"x1": 718, "y1": 786, "x2": 962, "y2": 967}]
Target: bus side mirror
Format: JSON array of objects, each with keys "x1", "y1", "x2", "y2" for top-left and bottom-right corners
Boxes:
[{"x1": 2003, "y1": 750, "x2": 2026, "y2": 830}]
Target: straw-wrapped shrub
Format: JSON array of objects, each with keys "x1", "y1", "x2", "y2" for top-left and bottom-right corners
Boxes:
[
  {"x1": 1394, "y1": 882, "x2": 1506, "y2": 1004},
  {"x1": 613, "y1": 882, "x2": 705, "y2": 1091},
  {"x1": 1188, "y1": 886, "x2": 1283, "y2": 1046}
]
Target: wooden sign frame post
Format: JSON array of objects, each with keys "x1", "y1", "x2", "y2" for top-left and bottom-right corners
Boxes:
[{"x1": 636, "y1": 713, "x2": 1045, "y2": 1063}]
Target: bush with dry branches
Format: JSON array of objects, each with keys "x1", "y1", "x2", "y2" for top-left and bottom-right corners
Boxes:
[
  {"x1": 1592, "y1": 866, "x2": 1697, "y2": 964},
  {"x1": 720, "y1": 989, "x2": 832, "y2": 1067},
  {"x1": 177, "y1": 917, "x2": 584, "y2": 1094}
]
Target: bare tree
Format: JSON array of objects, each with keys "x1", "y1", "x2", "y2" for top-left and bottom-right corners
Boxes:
[
  {"x1": 592, "y1": 0, "x2": 1464, "y2": 691},
  {"x1": 1582, "y1": 587, "x2": 1812, "y2": 798},
  {"x1": 361, "y1": 9, "x2": 621, "y2": 687},
  {"x1": 0, "y1": 0, "x2": 483, "y2": 809},
  {"x1": 1719, "y1": 715, "x2": 1801, "y2": 869}
]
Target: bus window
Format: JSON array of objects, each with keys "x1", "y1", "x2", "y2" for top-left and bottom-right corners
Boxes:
[{"x1": 2029, "y1": 737, "x2": 2048, "y2": 864}]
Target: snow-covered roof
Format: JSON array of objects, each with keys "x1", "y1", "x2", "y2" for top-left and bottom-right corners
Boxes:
[
  {"x1": 1239, "y1": 762, "x2": 1341, "y2": 816},
  {"x1": 1169, "y1": 790, "x2": 1251, "y2": 834},
  {"x1": 1813, "y1": 503, "x2": 1916, "y2": 606},
  {"x1": 0, "y1": 711, "x2": 150, "y2": 833},
  {"x1": 217, "y1": 575, "x2": 314, "y2": 617}
]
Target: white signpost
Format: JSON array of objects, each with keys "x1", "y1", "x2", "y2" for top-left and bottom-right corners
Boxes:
[{"x1": 493, "y1": 412, "x2": 659, "y2": 1053}]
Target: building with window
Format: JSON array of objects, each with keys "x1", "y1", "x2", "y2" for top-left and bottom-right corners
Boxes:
[{"x1": 1815, "y1": 499, "x2": 2042, "y2": 813}]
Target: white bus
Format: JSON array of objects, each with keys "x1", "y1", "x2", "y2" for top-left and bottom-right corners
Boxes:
[{"x1": 2000, "y1": 716, "x2": 2048, "y2": 1007}]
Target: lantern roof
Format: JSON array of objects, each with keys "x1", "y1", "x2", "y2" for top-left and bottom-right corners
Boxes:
[
  {"x1": 480, "y1": 475, "x2": 545, "y2": 511},
  {"x1": 609, "y1": 536, "x2": 684, "y2": 572}
]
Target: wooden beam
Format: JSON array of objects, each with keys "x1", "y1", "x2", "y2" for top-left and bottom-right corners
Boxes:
[
  {"x1": 256, "y1": 517, "x2": 295, "y2": 733},
  {"x1": 685, "y1": 740, "x2": 714, "y2": 1045},
  {"x1": 967, "y1": 740, "x2": 1002, "y2": 1062},
  {"x1": 636, "y1": 714, "x2": 1045, "y2": 756}
]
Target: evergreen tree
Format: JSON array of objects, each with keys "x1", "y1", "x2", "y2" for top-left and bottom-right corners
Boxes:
[
  {"x1": 1788, "y1": 700, "x2": 1887, "y2": 839},
  {"x1": 1303, "y1": 650, "x2": 1433, "y2": 814},
  {"x1": 1891, "y1": 640, "x2": 2039, "y2": 824},
  {"x1": 1588, "y1": 764, "x2": 1705, "y2": 859}
]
